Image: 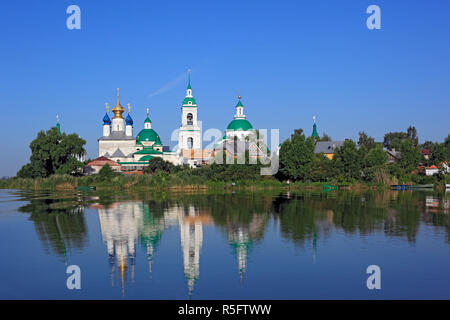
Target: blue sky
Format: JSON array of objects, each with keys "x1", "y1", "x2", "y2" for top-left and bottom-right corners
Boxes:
[{"x1": 0, "y1": 0, "x2": 449, "y2": 176}]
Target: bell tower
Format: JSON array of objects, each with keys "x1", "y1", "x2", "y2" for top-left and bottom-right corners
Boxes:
[{"x1": 178, "y1": 70, "x2": 201, "y2": 151}]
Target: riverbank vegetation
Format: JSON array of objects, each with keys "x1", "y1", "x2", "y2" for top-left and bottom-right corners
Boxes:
[{"x1": 3, "y1": 126, "x2": 449, "y2": 191}]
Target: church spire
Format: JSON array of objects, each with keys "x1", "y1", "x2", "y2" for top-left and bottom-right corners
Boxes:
[
  {"x1": 185, "y1": 69, "x2": 193, "y2": 98},
  {"x1": 144, "y1": 107, "x2": 152, "y2": 129},
  {"x1": 56, "y1": 115, "x2": 61, "y2": 135},
  {"x1": 187, "y1": 69, "x2": 192, "y2": 90},
  {"x1": 312, "y1": 116, "x2": 318, "y2": 138}
]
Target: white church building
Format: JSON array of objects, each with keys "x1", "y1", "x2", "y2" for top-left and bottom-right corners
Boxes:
[
  {"x1": 98, "y1": 81, "x2": 203, "y2": 170},
  {"x1": 96, "y1": 72, "x2": 270, "y2": 171}
]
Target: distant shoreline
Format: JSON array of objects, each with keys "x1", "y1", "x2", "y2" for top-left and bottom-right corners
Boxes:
[{"x1": 0, "y1": 174, "x2": 397, "y2": 192}]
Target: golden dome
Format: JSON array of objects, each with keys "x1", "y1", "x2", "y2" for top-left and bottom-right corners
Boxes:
[{"x1": 112, "y1": 88, "x2": 124, "y2": 119}]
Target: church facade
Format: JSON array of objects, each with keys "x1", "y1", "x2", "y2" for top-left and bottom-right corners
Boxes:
[
  {"x1": 97, "y1": 74, "x2": 271, "y2": 170},
  {"x1": 98, "y1": 89, "x2": 180, "y2": 170}
]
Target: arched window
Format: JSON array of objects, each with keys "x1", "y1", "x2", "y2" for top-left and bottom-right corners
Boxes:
[
  {"x1": 187, "y1": 113, "x2": 193, "y2": 125},
  {"x1": 187, "y1": 137, "x2": 193, "y2": 149}
]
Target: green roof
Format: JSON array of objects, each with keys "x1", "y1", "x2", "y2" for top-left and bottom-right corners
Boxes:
[
  {"x1": 134, "y1": 147, "x2": 163, "y2": 155},
  {"x1": 144, "y1": 116, "x2": 152, "y2": 123},
  {"x1": 236, "y1": 100, "x2": 244, "y2": 107},
  {"x1": 139, "y1": 155, "x2": 154, "y2": 161},
  {"x1": 182, "y1": 97, "x2": 197, "y2": 106},
  {"x1": 226, "y1": 119, "x2": 253, "y2": 131},
  {"x1": 117, "y1": 162, "x2": 148, "y2": 165},
  {"x1": 136, "y1": 128, "x2": 161, "y2": 144}
]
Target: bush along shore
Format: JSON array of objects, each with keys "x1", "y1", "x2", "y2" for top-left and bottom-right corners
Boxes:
[
  {"x1": 1, "y1": 159, "x2": 448, "y2": 192},
  {"x1": 0, "y1": 173, "x2": 387, "y2": 192},
  {"x1": 6, "y1": 125, "x2": 449, "y2": 192}
]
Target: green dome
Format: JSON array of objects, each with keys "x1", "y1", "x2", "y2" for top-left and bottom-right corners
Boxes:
[
  {"x1": 139, "y1": 155, "x2": 154, "y2": 161},
  {"x1": 182, "y1": 97, "x2": 197, "y2": 106},
  {"x1": 226, "y1": 119, "x2": 253, "y2": 131},
  {"x1": 136, "y1": 128, "x2": 162, "y2": 144}
]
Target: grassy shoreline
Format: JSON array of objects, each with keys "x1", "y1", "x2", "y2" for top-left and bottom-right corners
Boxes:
[
  {"x1": 0, "y1": 174, "x2": 390, "y2": 192},
  {"x1": 2, "y1": 173, "x2": 447, "y2": 192}
]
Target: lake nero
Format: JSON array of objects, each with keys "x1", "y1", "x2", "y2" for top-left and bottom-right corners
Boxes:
[{"x1": 0, "y1": 189, "x2": 449, "y2": 299}]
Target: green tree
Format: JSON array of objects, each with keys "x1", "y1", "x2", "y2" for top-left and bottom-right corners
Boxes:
[
  {"x1": 310, "y1": 154, "x2": 335, "y2": 182},
  {"x1": 406, "y1": 126, "x2": 419, "y2": 146},
  {"x1": 17, "y1": 127, "x2": 85, "y2": 178},
  {"x1": 144, "y1": 157, "x2": 175, "y2": 174},
  {"x1": 383, "y1": 126, "x2": 418, "y2": 150},
  {"x1": 421, "y1": 141, "x2": 434, "y2": 151},
  {"x1": 444, "y1": 134, "x2": 450, "y2": 161},
  {"x1": 279, "y1": 129, "x2": 315, "y2": 181},
  {"x1": 319, "y1": 133, "x2": 332, "y2": 142},
  {"x1": 358, "y1": 131, "x2": 375, "y2": 150},
  {"x1": 332, "y1": 139, "x2": 362, "y2": 181},
  {"x1": 98, "y1": 163, "x2": 117, "y2": 180},
  {"x1": 383, "y1": 132, "x2": 407, "y2": 150},
  {"x1": 430, "y1": 143, "x2": 446, "y2": 164},
  {"x1": 398, "y1": 139, "x2": 421, "y2": 173},
  {"x1": 363, "y1": 145, "x2": 388, "y2": 181}
]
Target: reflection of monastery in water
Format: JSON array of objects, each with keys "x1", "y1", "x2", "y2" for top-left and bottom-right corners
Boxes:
[
  {"x1": 91, "y1": 200, "x2": 268, "y2": 296},
  {"x1": 92, "y1": 201, "x2": 212, "y2": 296},
  {"x1": 226, "y1": 213, "x2": 266, "y2": 282}
]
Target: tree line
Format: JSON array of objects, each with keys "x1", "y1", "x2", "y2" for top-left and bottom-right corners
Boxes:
[
  {"x1": 278, "y1": 126, "x2": 450, "y2": 184},
  {"x1": 15, "y1": 125, "x2": 450, "y2": 186}
]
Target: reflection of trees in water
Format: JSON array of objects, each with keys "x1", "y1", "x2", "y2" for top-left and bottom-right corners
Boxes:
[
  {"x1": 18, "y1": 196, "x2": 87, "y2": 261},
  {"x1": 274, "y1": 191, "x2": 450, "y2": 245},
  {"x1": 16, "y1": 189, "x2": 450, "y2": 276}
]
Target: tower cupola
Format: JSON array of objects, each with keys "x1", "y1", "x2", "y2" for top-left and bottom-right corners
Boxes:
[
  {"x1": 103, "y1": 103, "x2": 111, "y2": 137},
  {"x1": 112, "y1": 88, "x2": 124, "y2": 119},
  {"x1": 125, "y1": 104, "x2": 134, "y2": 137},
  {"x1": 111, "y1": 88, "x2": 125, "y2": 132}
]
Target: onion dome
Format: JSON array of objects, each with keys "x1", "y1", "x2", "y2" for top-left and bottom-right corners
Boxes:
[
  {"x1": 126, "y1": 114, "x2": 133, "y2": 125},
  {"x1": 125, "y1": 104, "x2": 133, "y2": 125},
  {"x1": 111, "y1": 88, "x2": 125, "y2": 119},
  {"x1": 103, "y1": 112, "x2": 111, "y2": 125}
]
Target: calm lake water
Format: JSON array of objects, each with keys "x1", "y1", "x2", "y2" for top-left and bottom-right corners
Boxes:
[{"x1": 0, "y1": 188, "x2": 449, "y2": 300}]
